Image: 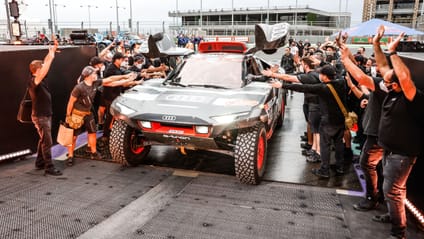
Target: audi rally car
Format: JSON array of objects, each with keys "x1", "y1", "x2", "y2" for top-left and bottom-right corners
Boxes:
[{"x1": 109, "y1": 23, "x2": 289, "y2": 184}]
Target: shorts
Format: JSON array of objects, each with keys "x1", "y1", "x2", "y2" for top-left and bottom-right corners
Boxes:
[
  {"x1": 74, "y1": 113, "x2": 97, "y2": 135},
  {"x1": 308, "y1": 110, "x2": 321, "y2": 134},
  {"x1": 303, "y1": 103, "x2": 309, "y2": 122}
]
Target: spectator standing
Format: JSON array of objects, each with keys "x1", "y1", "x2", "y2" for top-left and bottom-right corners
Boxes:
[
  {"x1": 27, "y1": 39, "x2": 62, "y2": 176},
  {"x1": 372, "y1": 26, "x2": 423, "y2": 239},
  {"x1": 337, "y1": 36, "x2": 386, "y2": 212},
  {"x1": 271, "y1": 65, "x2": 347, "y2": 178},
  {"x1": 65, "y1": 66, "x2": 137, "y2": 165}
]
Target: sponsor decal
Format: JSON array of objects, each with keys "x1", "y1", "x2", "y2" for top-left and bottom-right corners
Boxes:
[
  {"x1": 168, "y1": 129, "x2": 184, "y2": 134},
  {"x1": 165, "y1": 94, "x2": 206, "y2": 103},
  {"x1": 163, "y1": 135, "x2": 191, "y2": 141}
]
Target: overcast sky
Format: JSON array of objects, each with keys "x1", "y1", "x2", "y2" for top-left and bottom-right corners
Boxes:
[{"x1": 7, "y1": 0, "x2": 364, "y2": 26}]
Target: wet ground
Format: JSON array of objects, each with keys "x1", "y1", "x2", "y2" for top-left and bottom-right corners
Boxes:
[{"x1": 1, "y1": 89, "x2": 423, "y2": 239}]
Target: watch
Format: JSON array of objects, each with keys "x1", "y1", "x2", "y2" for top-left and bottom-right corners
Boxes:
[{"x1": 389, "y1": 51, "x2": 397, "y2": 56}]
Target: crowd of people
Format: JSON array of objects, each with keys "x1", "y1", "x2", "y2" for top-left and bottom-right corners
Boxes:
[
  {"x1": 262, "y1": 26, "x2": 423, "y2": 239},
  {"x1": 27, "y1": 35, "x2": 174, "y2": 172},
  {"x1": 26, "y1": 27, "x2": 423, "y2": 239}
]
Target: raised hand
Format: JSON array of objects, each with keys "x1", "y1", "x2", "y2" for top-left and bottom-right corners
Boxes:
[
  {"x1": 387, "y1": 32, "x2": 405, "y2": 53},
  {"x1": 373, "y1": 25, "x2": 385, "y2": 45}
]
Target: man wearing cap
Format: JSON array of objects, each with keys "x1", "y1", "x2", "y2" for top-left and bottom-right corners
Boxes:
[
  {"x1": 28, "y1": 39, "x2": 62, "y2": 176},
  {"x1": 65, "y1": 66, "x2": 136, "y2": 165},
  {"x1": 269, "y1": 64, "x2": 347, "y2": 178}
]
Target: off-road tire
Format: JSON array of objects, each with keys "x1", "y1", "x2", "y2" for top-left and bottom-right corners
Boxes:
[
  {"x1": 234, "y1": 123, "x2": 267, "y2": 185},
  {"x1": 110, "y1": 120, "x2": 151, "y2": 166}
]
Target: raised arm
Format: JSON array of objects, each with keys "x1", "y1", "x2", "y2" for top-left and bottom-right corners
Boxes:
[
  {"x1": 345, "y1": 73, "x2": 364, "y2": 99},
  {"x1": 387, "y1": 32, "x2": 416, "y2": 101},
  {"x1": 373, "y1": 25, "x2": 391, "y2": 76},
  {"x1": 34, "y1": 39, "x2": 58, "y2": 85},
  {"x1": 339, "y1": 42, "x2": 375, "y2": 91},
  {"x1": 261, "y1": 69, "x2": 299, "y2": 83}
]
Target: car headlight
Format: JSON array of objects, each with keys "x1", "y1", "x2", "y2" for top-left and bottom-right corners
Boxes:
[
  {"x1": 116, "y1": 102, "x2": 136, "y2": 115},
  {"x1": 211, "y1": 112, "x2": 249, "y2": 124}
]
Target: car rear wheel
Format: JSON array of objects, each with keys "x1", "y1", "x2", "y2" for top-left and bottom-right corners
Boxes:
[
  {"x1": 234, "y1": 123, "x2": 267, "y2": 185},
  {"x1": 110, "y1": 120, "x2": 151, "y2": 166}
]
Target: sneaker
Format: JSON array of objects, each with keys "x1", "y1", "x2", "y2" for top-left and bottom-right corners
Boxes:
[
  {"x1": 302, "y1": 149, "x2": 314, "y2": 156},
  {"x1": 67, "y1": 156, "x2": 74, "y2": 166},
  {"x1": 90, "y1": 152, "x2": 104, "y2": 161},
  {"x1": 44, "y1": 168, "x2": 62, "y2": 176},
  {"x1": 35, "y1": 164, "x2": 45, "y2": 170},
  {"x1": 306, "y1": 152, "x2": 321, "y2": 163},
  {"x1": 372, "y1": 213, "x2": 391, "y2": 223},
  {"x1": 97, "y1": 123, "x2": 104, "y2": 131},
  {"x1": 344, "y1": 148, "x2": 353, "y2": 162},
  {"x1": 300, "y1": 143, "x2": 312, "y2": 150},
  {"x1": 311, "y1": 168, "x2": 330, "y2": 179},
  {"x1": 330, "y1": 164, "x2": 345, "y2": 175},
  {"x1": 353, "y1": 196, "x2": 379, "y2": 211}
]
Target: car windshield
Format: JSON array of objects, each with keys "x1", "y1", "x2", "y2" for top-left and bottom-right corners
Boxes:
[{"x1": 176, "y1": 54, "x2": 243, "y2": 89}]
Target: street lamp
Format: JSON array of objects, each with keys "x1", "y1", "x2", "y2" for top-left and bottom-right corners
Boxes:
[
  {"x1": 231, "y1": 0, "x2": 234, "y2": 35},
  {"x1": 80, "y1": 5, "x2": 98, "y2": 30},
  {"x1": 294, "y1": 0, "x2": 298, "y2": 35},
  {"x1": 199, "y1": 0, "x2": 203, "y2": 29},
  {"x1": 53, "y1": 3, "x2": 65, "y2": 33},
  {"x1": 129, "y1": 0, "x2": 133, "y2": 32},
  {"x1": 266, "y1": 0, "x2": 270, "y2": 24},
  {"x1": 112, "y1": 0, "x2": 126, "y2": 33}
]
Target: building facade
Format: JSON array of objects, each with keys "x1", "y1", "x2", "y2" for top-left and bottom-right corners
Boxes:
[
  {"x1": 169, "y1": 5, "x2": 350, "y2": 39},
  {"x1": 362, "y1": 0, "x2": 424, "y2": 29}
]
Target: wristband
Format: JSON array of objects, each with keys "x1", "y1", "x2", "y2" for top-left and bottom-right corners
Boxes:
[{"x1": 389, "y1": 51, "x2": 397, "y2": 56}]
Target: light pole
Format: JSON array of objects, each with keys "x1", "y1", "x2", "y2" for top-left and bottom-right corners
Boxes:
[
  {"x1": 266, "y1": 0, "x2": 270, "y2": 24},
  {"x1": 231, "y1": 0, "x2": 234, "y2": 35},
  {"x1": 4, "y1": 0, "x2": 12, "y2": 41},
  {"x1": 116, "y1": 0, "x2": 120, "y2": 33},
  {"x1": 199, "y1": 0, "x2": 203, "y2": 29},
  {"x1": 80, "y1": 5, "x2": 98, "y2": 30},
  {"x1": 53, "y1": 4, "x2": 65, "y2": 34},
  {"x1": 338, "y1": 0, "x2": 342, "y2": 29},
  {"x1": 48, "y1": 0, "x2": 53, "y2": 35},
  {"x1": 294, "y1": 0, "x2": 298, "y2": 35},
  {"x1": 111, "y1": 2, "x2": 126, "y2": 34},
  {"x1": 129, "y1": 0, "x2": 133, "y2": 32}
]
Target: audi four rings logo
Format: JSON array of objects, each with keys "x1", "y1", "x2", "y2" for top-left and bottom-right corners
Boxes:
[{"x1": 162, "y1": 115, "x2": 177, "y2": 121}]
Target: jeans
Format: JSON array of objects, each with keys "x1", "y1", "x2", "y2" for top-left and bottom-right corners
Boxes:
[
  {"x1": 319, "y1": 124, "x2": 345, "y2": 172},
  {"x1": 359, "y1": 135, "x2": 384, "y2": 198},
  {"x1": 382, "y1": 152, "x2": 416, "y2": 238},
  {"x1": 31, "y1": 115, "x2": 54, "y2": 169}
]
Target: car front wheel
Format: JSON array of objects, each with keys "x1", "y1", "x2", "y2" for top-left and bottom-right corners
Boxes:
[
  {"x1": 234, "y1": 123, "x2": 267, "y2": 185},
  {"x1": 110, "y1": 120, "x2": 151, "y2": 166}
]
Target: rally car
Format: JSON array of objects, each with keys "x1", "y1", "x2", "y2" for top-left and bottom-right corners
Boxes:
[{"x1": 109, "y1": 23, "x2": 289, "y2": 184}]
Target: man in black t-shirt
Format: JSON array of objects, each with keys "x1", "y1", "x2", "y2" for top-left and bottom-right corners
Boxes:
[
  {"x1": 340, "y1": 26, "x2": 424, "y2": 239},
  {"x1": 339, "y1": 40, "x2": 386, "y2": 212},
  {"x1": 262, "y1": 57, "x2": 322, "y2": 163},
  {"x1": 28, "y1": 40, "x2": 62, "y2": 176},
  {"x1": 65, "y1": 66, "x2": 136, "y2": 165},
  {"x1": 267, "y1": 65, "x2": 347, "y2": 179}
]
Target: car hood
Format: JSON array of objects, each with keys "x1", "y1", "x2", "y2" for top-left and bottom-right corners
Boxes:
[{"x1": 112, "y1": 79, "x2": 273, "y2": 124}]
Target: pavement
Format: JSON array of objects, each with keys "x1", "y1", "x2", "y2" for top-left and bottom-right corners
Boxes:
[{"x1": 1, "y1": 92, "x2": 423, "y2": 239}]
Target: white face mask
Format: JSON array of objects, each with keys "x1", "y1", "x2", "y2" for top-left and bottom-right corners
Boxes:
[
  {"x1": 135, "y1": 63, "x2": 142, "y2": 69},
  {"x1": 121, "y1": 61, "x2": 128, "y2": 68}
]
